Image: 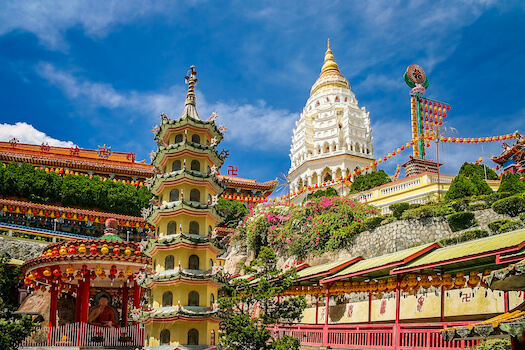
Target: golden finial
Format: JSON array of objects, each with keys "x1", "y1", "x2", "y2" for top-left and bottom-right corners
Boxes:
[
  {"x1": 184, "y1": 65, "x2": 198, "y2": 106},
  {"x1": 320, "y1": 39, "x2": 340, "y2": 77}
]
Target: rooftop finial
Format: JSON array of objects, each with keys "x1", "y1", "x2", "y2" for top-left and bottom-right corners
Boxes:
[
  {"x1": 180, "y1": 65, "x2": 201, "y2": 120},
  {"x1": 320, "y1": 39, "x2": 340, "y2": 77},
  {"x1": 327, "y1": 38, "x2": 331, "y2": 50}
]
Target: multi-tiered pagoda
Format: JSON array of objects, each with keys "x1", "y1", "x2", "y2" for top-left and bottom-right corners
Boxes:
[{"x1": 139, "y1": 66, "x2": 225, "y2": 349}]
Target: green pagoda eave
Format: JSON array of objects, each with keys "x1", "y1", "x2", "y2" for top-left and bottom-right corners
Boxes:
[
  {"x1": 147, "y1": 168, "x2": 226, "y2": 195},
  {"x1": 151, "y1": 140, "x2": 226, "y2": 168},
  {"x1": 142, "y1": 232, "x2": 219, "y2": 256},
  {"x1": 138, "y1": 305, "x2": 221, "y2": 323},
  {"x1": 138, "y1": 268, "x2": 220, "y2": 288},
  {"x1": 144, "y1": 200, "x2": 224, "y2": 225},
  {"x1": 154, "y1": 115, "x2": 224, "y2": 144}
]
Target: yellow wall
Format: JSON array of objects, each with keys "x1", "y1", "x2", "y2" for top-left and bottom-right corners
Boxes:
[
  {"x1": 160, "y1": 183, "x2": 217, "y2": 205},
  {"x1": 145, "y1": 320, "x2": 219, "y2": 347},
  {"x1": 152, "y1": 247, "x2": 217, "y2": 271},
  {"x1": 150, "y1": 284, "x2": 217, "y2": 308},
  {"x1": 164, "y1": 155, "x2": 212, "y2": 175},
  {"x1": 509, "y1": 291, "x2": 525, "y2": 309},
  {"x1": 157, "y1": 215, "x2": 218, "y2": 237},
  {"x1": 168, "y1": 131, "x2": 210, "y2": 146}
]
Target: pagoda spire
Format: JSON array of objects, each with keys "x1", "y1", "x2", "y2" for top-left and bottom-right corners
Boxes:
[
  {"x1": 320, "y1": 38, "x2": 341, "y2": 77},
  {"x1": 180, "y1": 65, "x2": 200, "y2": 120}
]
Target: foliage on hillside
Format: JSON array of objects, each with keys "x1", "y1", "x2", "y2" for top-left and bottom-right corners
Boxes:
[
  {"x1": 306, "y1": 186, "x2": 337, "y2": 200},
  {"x1": 233, "y1": 196, "x2": 378, "y2": 258},
  {"x1": 216, "y1": 197, "x2": 249, "y2": 227},
  {"x1": 350, "y1": 170, "x2": 391, "y2": 193},
  {"x1": 0, "y1": 162, "x2": 152, "y2": 216},
  {"x1": 458, "y1": 162, "x2": 498, "y2": 180},
  {"x1": 498, "y1": 172, "x2": 525, "y2": 195},
  {"x1": 445, "y1": 174, "x2": 494, "y2": 201}
]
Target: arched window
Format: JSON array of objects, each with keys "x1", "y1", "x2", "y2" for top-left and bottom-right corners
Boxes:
[
  {"x1": 162, "y1": 291, "x2": 173, "y2": 307},
  {"x1": 188, "y1": 329, "x2": 199, "y2": 345},
  {"x1": 188, "y1": 291, "x2": 199, "y2": 306},
  {"x1": 208, "y1": 194, "x2": 212, "y2": 203},
  {"x1": 191, "y1": 134, "x2": 200, "y2": 144},
  {"x1": 167, "y1": 221, "x2": 177, "y2": 235},
  {"x1": 210, "y1": 330, "x2": 215, "y2": 345},
  {"x1": 190, "y1": 189, "x2": 200, "y2": 202},
  {"x1": 169, "y1": 189, "x2": 179, "y2": 202},
  {"x1": 153, "y1": 259, "x2": 156, "y2": 271},
  {"x1": 189, "y1": 255, "x2": 199, "y2": 270},
  {"x1": 175, "y1": 134, "x2": 183, "y2": 143},
  {"x1": 210, "y1": 293, "x2": 215, "y2": 306},
  {"x1": 208, "y1": 225, "x2": 213, "y2": 235},
  {"x1": 160, "y1": 329, "x2": 170, "y2": 345},
  {"x1": 209, "y1": 258, "x2": 214, "y2": 269},
  {"x1": 189, "y1": 221, "x2": 199, "y2": 235},
  {"x1": 172, "y1": 160, "x2": 181, "y2": 172},
  {"x1": 165, "y1": 255, "x2": 174, "y2": 270},
  {"x1": 190, "y1": 160, "x2": 200, "y2": 172}
]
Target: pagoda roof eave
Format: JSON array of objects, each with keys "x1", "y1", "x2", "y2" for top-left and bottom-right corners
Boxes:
[
  {"x1": 155, "y1": 116, "x2": 224, "y2": 144},
  {"x1": 142, "y1": 233, "x2": 220, "y2": 257},
  {"x1": 144, "y1": 201, "x2": 223, "y2": 225},
  {"x1": 218, "y1": 175, "x2": 279, "y2": 192},
  {"x1": 152, "y1": 142, "x2": 225, "y2": 169},
  {"x1": 138, "y1": 268, "x2": 221, "y2": 288},
  {"x1": 138, "y1": 305, "x2": 221, "y2": 323},
  {"x1": 148, "y1": 169, "x2": 226, "y2": 195}
]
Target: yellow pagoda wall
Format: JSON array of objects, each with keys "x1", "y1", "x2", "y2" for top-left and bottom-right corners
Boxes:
[
  {"x1": 151, "y1": 246, "x2": 217, "y2": 271},
  {"x1": 166, "y1": 131, "x2": 212, "y2": 146},
  {"x1": 160, "y1": 183, "x2": 216, "y2": 203},
  {"x1": 156, "y1": 216, "x2": 218, "y2": 237},
  {"x1": 162, "y1": 156, "x2": 213, "y2": 174},
  {"x1": 150, "y1": 284, "x2": 217, "y2": 308},
  {"x1": 145, "y1": 320, "x2": 219, "y2": 347}
]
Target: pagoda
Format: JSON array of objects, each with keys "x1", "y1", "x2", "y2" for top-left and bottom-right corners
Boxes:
[
  {"x1": 288, "y1": 40, "x2": 374, "y2": 203},
  {"x1": 139, "y1": 66, "x2": 225, "y2": 348}
]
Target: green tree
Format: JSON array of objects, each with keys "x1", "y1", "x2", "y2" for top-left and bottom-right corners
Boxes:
[
  {"x1": 458, "y1": 162, "x2": 498, "y2": 180},
  {"x1": 216, "y1": 197, "x2": 249, "y2": 227},
  {"x1": 498, "y1": 172, "x2": 525, "y2": 195},
  {"x1": 306, "y1": 186, "x2": 338, "y2": 200},
  {"x1": 350, "y1": 170, "x2": 391, "y2": 193},
  {"x1": 0, "y1": 253, "x2": 38, "y2": 350},
  {"x1": 219, "y1": 247, "x2": 306, "y2": 350},
  {"x1": 445, "y1": 174, "x2": 478, "y2": 201},
  {"x1": 470, "y1": 174, "x2": 494, "y2": 195}
]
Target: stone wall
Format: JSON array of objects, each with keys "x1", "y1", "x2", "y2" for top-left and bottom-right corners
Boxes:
[{"x1": 0, "y1": 236, "x2": 47, "y2": 261}]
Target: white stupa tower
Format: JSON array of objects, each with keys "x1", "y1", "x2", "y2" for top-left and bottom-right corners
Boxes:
[{"x1": 288, "y1": 40, "x2": 374, "y2": 202}]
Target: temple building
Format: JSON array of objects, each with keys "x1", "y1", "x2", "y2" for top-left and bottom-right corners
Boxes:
[
  {"x1": 491, "y1": 131, "x2": 525, "y2": 173},
  {"x1": 288, "y1": 40, "x2": 374, "y2": 202},
  {"x1": 139, "y1": 66, "x2": 223, "y2": 349}
]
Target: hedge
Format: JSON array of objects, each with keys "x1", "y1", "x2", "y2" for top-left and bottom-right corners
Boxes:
[
  {"x1": 363, "y1": 216, "x2": 384, "y2": 230},
  {"x1": 491, "y1": 195, "x2": 525, "y2": 217},
  {"x1": 446, "y1": 211, "x2": 476, "y2": 232},
  {"x1": 439, "y1": 230, "x2": 489, "y2": 246},
  {"x1": 389, "y1": 202, "x2": 410, "y2": 219},
  {"x1": 488, "y1": 219, "x2": 514, "y2": 233},
  {"x1": 474, "y1": 338, "x2": 511, "y2": 350}
]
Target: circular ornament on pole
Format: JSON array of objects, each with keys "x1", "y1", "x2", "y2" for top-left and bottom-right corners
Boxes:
[{"x1": 406, "y1": 64, "x2": 426, "y2": 85}]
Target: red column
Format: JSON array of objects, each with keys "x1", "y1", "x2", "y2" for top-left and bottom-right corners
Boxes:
[
  {"x1": 80, "y1": 273, "x2": 91, "y2": 323},
  {"x1": 122, "y1": 283, "x2": 129, "y2": 327},
  {"x1": 393, "y1": 276, "x2": 401, "y2": 350},
  {"x1": 504, "y1": 291, "x2": 510, "y2": 313},
  {"x1": 322, "y1": 285, "x2": 331, "y2": 347},
  {"x1": 315, "y1": 294, "x2": 319, "y2": 325},
  {"x1": 133, "y1": 281, "x2": 141, "y2": 308},
  {"x1": 49, "y1": 283, "x2": 58, "y2": 327},
  {"x1": 368, "y1": 292, "x2": 372, "y2": 324},
  {"x1": 75, "y1": 280, "x2": 83, "y2": 323},
  {"x1": 440, "y1": 286, "x2": 445, "y2": 322}
]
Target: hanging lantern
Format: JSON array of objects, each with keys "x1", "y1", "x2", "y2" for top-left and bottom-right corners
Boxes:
[
  {"x1": 113, "y1": 245, "x2": 120, "y2": 254},
  {"x1": 90, "y1": 244, "x2": 97, "y2": 254},
  {"x1": 110, "y1": 265, "x2": 117, "y2": 275},
  {"x1": 125, "y1": 266, "x2": 133, "y2": 276},
  {"x1": 80, "y1": 264, "x2": 89, "y2": 275},
  {"x1": 43, "y1": 268, "x2": 52, "y2": 277},
  {"x1": 52, "y1": 247, "x2": 59, "y2": 256},
  {"x1": 407, "y1": 275, "x2": 418, "y2": 290},
  {"x1": 134, "y1": 249, "x2": 141, "y2": 257},
  {"x1": 101, "y1": 244, "x2": 109, "y2": 254},
  {"x1": 377, "y1": 280, "x2": 387, "y2": 292},
  {"x1": 78, "y1": 244, "x2": 86, "y2": 254},
  {"x1": 34, "y1": 271, "x2": 41, "y2": 279},
  {"x1": 61, "y1": 273, "x2": 68, "y2": 282},
  {"x1": 95, "y1": 265, "x2": 103, "y2": 275},
  {"x1": 99, "y1": 271, "x2": 107, "y2": 279},
  {"x1": 420, "y1": 275, "x2": 431, "y2": 289},
  {"x1": 124, "y1": 247, "x2": 132, "y2": 256},
  {"x1": 53, "y1": 268, "x2": 61, "y2": 277},
  {"x1": 59, "y1": 246, "x2": 67, "y2": 255},
  {"x1": 118, "y1": 272, "x2": 126, "y2": 281},
  {"x1": 442, "y1": 273, "x2": 454, "y2": 290},
  {"x1": 68, "y1": 245, "x2": 76, "y2": 254},
  {"x1": 66, "y1": 265, "x2": 74, "y2": 274},
  {"x1": 467, "y1": 271, "x2": 480, "y2": 288},
  {"x1": 431, "y1": 274, "x2": 442, "y2": 288},
  {"x1": 454, "y1": 272, "x2": 466, "y2": 289},
  {"x1": 75, "y1": 272, "x2": 82, "y2": 280}
]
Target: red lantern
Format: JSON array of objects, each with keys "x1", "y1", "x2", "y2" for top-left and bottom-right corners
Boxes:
[
  {"x1": 113, "y1": 245, "x2": 120, "y2": 254},
  {"x1": 110, "y1": 265, "x2": 117, "y2": 275},
  {"x1": 90, "y1": 244, "x2": 97, "y2": 254},
  {"x1": 134, "y1": 250, "x2": 141, "y2": 257},
  {"x1": 68, "y1": 245, "x2": 76, "y2": 254},
  {"x1": 53, "y1": 268, "x2": 61, "y2": 277}
]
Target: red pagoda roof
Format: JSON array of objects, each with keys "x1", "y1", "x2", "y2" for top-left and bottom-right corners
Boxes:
[{"x1": 218, "y1": 175, "x2": 278, "y2": 191}]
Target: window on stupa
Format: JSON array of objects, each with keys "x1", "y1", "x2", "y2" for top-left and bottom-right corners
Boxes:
[
  {"x1": 188, "y1": 291, "x2": 199, "y2": 306},
  {"x1": 167, "y1": 221, "x2": 177, "y2": 235},
  {"x1": 189, "y1": 221, "x2": 199, "y2": 235},
  {"x1": 165, "y1": 255, "x2": 174, "y2": 270},
  {"x1": 208, "y1": 194, "x2": 212, "y2": 203},
  {"x1": 162, "y1": 291, "x2": 173, "y2": 307},
  {"x1": 191, "y1": 160, "x2": 200, "y2": 172},
  {"x1": 190, "y1": 189, "x2": 200, "y2": 202},
  {"x1": 172, "y1": 160, "x2": 181, "y2": 171},
  {"x1": 175, "y1": 134, "x2": 183, "y2": 143},
  {"x1": 160, "y1": 329, "x2": 170, "y2": 345},
  {"x1": 188, "y1": 329, "x2": 199, "y2": 345},
  {"x1": 209, "y1": 258, "x2": 213, "y2": 269},
  {"x1": 210, "y1": 293, "x2": 215, "y2": 305},
  {"x1": 169, "y1": 189, "x2": 179, "y2": 202},
  {"x1": 189, "y1": 254, "x2": 199, "y2": 269},
  {"x1": 211, "y1": 330, "x2": 215, "y2": 345},
  {"x1": 153, "y1": 260, "x2": 156, "y2": 271},
  {"x1": 191, "y1": 134, "x2": 201, "y2": 144}
]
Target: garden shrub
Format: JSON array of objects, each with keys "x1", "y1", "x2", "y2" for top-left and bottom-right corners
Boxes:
[
  {"x1": 458, "y1": 162, "x2": 499, "y2": 180},
  {"x1": 484, "y1": 192, "x2": 512, "y2": 206},
  {"x1": 381, "y1": 215, "x2": 396, "y2": 225},
  {"x1": 470, "y1": 174, "x2": 494, "y2": 195},
  {"x1": 307, "y1": 187, "x2": 338, "y2": 200},
  {"x1": 473, "y1": 338, "x2": 511, "y2": 350},
  {"x1": 390, "y1": 202, "x2": 410, "y2": 219},
  {"x1": 439, "y1": 230, "x2": 489, "y2": 246},
  {"x1": 446, "y1": 211, "x2": 476, "y2": 232},
  {"x1": 488, "y1": 219, "x2": 514, "y2": 233},
  {"x1": 498, "y1": 172, "x2": 525, "y2": 195},
  {"x1": 521, "y1": 213, "x2": 525, "y2": 221},
  {"x1": 498, "y1": 221, "x2": 524, "y2": 233},
  {"x1": 350, "y1": 170, "x2": 391, "y2": 193},
  {"x1": 491, "y1": 195, "x2": 525, "y2": 217},
  {"x1": 468, "y1": 203, "x2": 488, "y2": 211},
  {"x1": 363, "y1": 216, "x2": 384, "y2": 230},
  {"x1": 401, "y1": 205, "x2": 434, "y2": 220},
  {"x1": 450, "y1": 198, "x2": 470, "y2": 212},
  {"x1": 445, "y1": 174, "x2": 478, "y2": 201}
]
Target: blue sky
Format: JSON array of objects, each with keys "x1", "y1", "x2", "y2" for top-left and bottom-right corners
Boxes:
[{"x1": 0, "y1": 1, "x2": 524, "y2": 193}]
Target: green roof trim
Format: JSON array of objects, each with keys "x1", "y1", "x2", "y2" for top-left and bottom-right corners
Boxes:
[
  {"x1": 393, "y1": 229, "x2": 525, "y2": 274},
  {"x1": 296, "y1": 257, "x2": 362, "y2": 282},
  {"x1": 152, "y1": 141, "x2": 226, "y2": 168},
  {"x1": 99, "y1": 234, "x2": 123, "y2": 241},
  {"x1": 148, "y1": 168, "x2": 226, "y2": 194},
  {"x1": 322, "y1": 243, "x2": 438, "y2": 283},
  {"x1": 154, "y1": 114, "x2": 224, "y2": 144}
]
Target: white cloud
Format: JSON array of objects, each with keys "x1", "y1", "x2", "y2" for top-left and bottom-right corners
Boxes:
[
  {"x1": 36, "y1": 62, "x2": 298, "y2": 151},
  {"x1": 0, "y1": 122, "x2": 75, "y2": 147},
  {"x1": 0, "y1": 1, "x2": 188, "y2": 50}
]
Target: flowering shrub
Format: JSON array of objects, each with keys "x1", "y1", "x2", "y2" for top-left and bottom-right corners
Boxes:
[{"x1": 233, "y1": 196, "x2": 377, "y2": 258}]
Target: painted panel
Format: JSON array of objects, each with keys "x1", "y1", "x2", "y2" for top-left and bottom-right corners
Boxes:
[
  {"x1": 329, "y1": 301, "x2": 368, "y2": 324},
  {"x1": 444, "y1": 288, "x2": 504, "y2": 317},
  {"x1": 371, "y1": 297, "x2": 396, "y2": 322},
  {"x1": 509, "y1": 291, "x2": 525, "y2": 310},
  {"x1": 400, "y1": 292, "x2": 441, "y2": 320}
]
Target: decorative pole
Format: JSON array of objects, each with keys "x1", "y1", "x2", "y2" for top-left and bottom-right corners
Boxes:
[{"x1": 404, "y1": 64, "x2": 429, "y2": 159}]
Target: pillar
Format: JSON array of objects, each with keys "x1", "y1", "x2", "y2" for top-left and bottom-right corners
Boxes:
[
  {"x1": 80, "y1": 273, "x2": 91, "y2": 323},
  {"x1": 440, "y1": 286, "x2": 445, "y2": 322},
  {"x1": 322, "y1": 285, "x2": 331, "y2": 347},
  {"x1": 315, "y1": 295, "x2": 319, "y2": 325},
  {"x1": 75, "y1": 280, "x2": 83, "y2": 323},
  {"x1": 368, "y1": 292, "x2": 372, "y2": 324},
  {"x1": 122, "y1": 283, "x2": 129, "y2": 327},
  {"x1": 133, "y1": 281, "x2": 141, "y2": 309},
  {"x1": 49, "y1": 284, "x2": 58, "y2": 327}
]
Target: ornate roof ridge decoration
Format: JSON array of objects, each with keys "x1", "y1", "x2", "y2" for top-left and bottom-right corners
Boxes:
[
  {"x1": 153, "y1": 116, "x2": 225, "y2": 144},
  {"x1": 137, "y1": 304, "x2": 220, "y2": 322},
  {"x1": 138, "y1": 267, "x2": 219, "y2": 287},
  {"x1": 22, "y1": 252, "x2": 149, "y2": 272},
  {"x1": 490, "y1": 131, "x2": 523, "y2": 165},
  {"x1": 150, "y1": 141, "x2": 227, "y2": 168},
  {"x1": 0, "y1": 198, "x2": 146, "y2": 225},
  {"x1": 141, "y1": 232, "x2": 217, "y2": 256},
  {"x1": 310, "y1": 39, "x2": 350, "y2": 96},
  {"x1": 147, "y1": 168, "x2": 226, "y2": 193},
  {"x1": 219, "y1": 175, "x2": 279, "y2": 191}
]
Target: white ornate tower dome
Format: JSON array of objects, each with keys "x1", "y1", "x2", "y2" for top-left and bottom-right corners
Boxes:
[{"x1": 288, "y1": 40, "x2": 374, "y2": 201}]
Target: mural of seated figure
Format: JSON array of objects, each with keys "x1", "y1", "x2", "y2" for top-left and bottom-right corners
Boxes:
[{"x1": 88, "y1": 293, "x2": 119, "y2": 328}]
